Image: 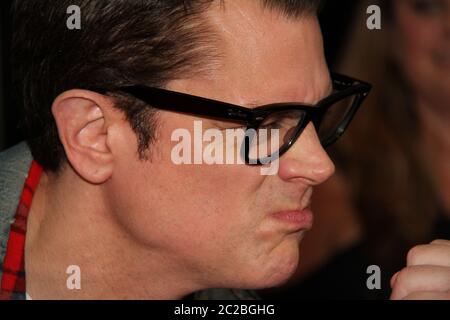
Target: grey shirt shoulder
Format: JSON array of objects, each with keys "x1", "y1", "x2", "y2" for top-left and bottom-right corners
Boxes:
[{"x1": 0, "y1": 142, "x2": 32, "y2": 268}]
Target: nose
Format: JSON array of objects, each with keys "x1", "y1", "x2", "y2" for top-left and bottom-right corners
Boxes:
[{"x1": 277, "y1": 123, "x2": 335, "y2": 185}]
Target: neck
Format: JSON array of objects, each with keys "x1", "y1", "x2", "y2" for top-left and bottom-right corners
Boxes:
[{"x1": 25, "y1": 166, "x2": 200, "y2": 299}]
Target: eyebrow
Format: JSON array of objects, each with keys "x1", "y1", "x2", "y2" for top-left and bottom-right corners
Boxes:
[
  {"x1": 243, "y1": 83, "x2": 334, "y2": 108},
  {"x1": 243, "y1": 101, "x2": 263, "y2": 108}
]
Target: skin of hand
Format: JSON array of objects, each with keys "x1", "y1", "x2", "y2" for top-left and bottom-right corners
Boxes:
[{"x1": 390, "y1": 240, "x2": 450, "y2": 300}]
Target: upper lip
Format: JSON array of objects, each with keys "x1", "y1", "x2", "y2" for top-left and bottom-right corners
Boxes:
[
  {"x1": 269, "y1": 188, "x2": 313, "y2": 213},
  {"x1": 280, "y1": 206, "x2": 311, "y2": 213},
  {"x1": 272, "y1": 199, "x2": 312, "y2": 214},
  {"x1": 298, "y1": 189, "x2": 312, "y2": 211}
]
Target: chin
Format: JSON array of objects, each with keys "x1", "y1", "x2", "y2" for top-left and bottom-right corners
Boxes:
[
  {"x1": 262, "y1": 257, "x2": 300, "y2": 288},
  {"x1": 239, "y1": 239, "x2": 301, "y2": 290},
  {"x1": 265, "y1": 234, "x2": 305, "y2": 287}
]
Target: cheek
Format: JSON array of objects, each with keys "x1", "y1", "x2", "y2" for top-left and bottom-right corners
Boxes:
[
  {"x1": 110, "y1": 154, "x2": 263, "y2": 259},
  {"x1": 108, "y1": 117, "x2": 300, "y2": 286},
  {"x1": 393, "y1": 8, "x2": 441, "y2": 68},
  {"x1": 391, "y1": 12, "x2": 446, "y2": 97},
  {"x1": 395, "y1": 21, "x2": 433, "y2": 61}
]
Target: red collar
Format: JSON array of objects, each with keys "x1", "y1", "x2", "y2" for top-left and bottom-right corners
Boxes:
[{"x1": 0, "y1": 161, "x2": 42, "y2": 299}]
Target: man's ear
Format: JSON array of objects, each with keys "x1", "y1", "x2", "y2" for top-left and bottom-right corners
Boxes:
[{"x1": 52, "y1": 89, "x2": 119, "y2": 184}]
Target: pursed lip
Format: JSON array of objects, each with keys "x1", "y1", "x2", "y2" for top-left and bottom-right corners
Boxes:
[{"x1": 270, "y1": 207, "x2": 314, "y2": 231}]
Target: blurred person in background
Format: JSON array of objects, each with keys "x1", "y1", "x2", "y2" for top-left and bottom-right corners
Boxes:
[{"x1": 259, "y1": 0, "x2": 450, "y2": 299}]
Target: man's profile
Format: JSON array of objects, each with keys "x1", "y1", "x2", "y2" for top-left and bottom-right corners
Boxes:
[{"x1": 0, "y1": 0, "x2": 372, "y2": 299}]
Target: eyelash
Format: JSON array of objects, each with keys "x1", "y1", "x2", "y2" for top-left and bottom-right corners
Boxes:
[{"x1": 259, "y1": 122, "x2": 282, "y2": 130}]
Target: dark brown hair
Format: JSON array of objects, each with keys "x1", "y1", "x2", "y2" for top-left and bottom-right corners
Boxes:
[{"x1": 11, "y1": 0, "x2": 321, "y2": 172}]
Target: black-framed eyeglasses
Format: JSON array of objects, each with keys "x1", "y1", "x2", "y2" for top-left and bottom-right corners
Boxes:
[{"x1": 96, "y1": 73, "x2": 371, "y2": 165}]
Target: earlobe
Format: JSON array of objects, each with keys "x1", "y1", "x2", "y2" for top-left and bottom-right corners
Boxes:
[{"x1": 52, "y1": 90, "x2": 115, "y2": 184}]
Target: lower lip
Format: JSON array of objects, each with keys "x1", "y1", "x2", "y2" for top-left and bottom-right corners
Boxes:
[{"x1": 271, "y1": 209, "x2": 314, "y2": 230}]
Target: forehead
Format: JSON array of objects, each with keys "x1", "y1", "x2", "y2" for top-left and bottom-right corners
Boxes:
[{"x1": 206, "y1": 1, "x2": 330, "y2": 104}]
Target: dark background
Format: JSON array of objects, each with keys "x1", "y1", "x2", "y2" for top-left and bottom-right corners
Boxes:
[{"x1": 0, "y1": 0, "x2": 359, "y2": 152}]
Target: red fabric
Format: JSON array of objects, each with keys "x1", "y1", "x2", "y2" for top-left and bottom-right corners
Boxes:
[{"x1": 0, "y1": 161, "x2": 42, "y2": 299}]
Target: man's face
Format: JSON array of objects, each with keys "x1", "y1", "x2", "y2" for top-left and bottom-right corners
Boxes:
[{"x1": 108, "y1": 0, "x2": 334, "y2": 290}]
